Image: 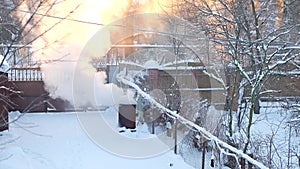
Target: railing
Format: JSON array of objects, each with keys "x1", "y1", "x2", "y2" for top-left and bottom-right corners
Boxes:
[{"x1": 9, "y1": 67, "x2": 43, "y2": 81}]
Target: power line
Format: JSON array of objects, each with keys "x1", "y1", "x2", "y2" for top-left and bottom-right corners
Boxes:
[
  {"x1": 0, "y1": 5, "x2": 208, "y2": 39},
  {"x1": 17, "y1": 9, "x2": 107, "y2": 27},
  {"x1": 0, "y1": 5, "x2": 106, "y2": 26}
]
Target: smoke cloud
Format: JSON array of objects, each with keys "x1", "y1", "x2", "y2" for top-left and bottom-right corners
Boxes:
[{"x1": 23, "y1": 0, "x2": 129, "y2": 107}]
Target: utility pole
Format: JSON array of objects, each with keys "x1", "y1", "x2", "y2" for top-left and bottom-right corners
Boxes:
[
  {"x1": 202, "y1": 139, "x2": 206, "y2": 169},
  {"x1": 288, "y1": 123, "x2": 291, "y2": 169},
  {"x1": 174, "y1": 118, "x2": 178, "y2": 154}
]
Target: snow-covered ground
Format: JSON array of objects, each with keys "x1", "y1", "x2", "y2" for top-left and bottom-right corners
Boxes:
[
  {"x1": 1, "y1": 102, "x2": 299, "y2": 169},
  {"x1": 0, "y1": 109, "x2": 194, "y2": 169},
  {"x1": 251, "y1": 101, "x2": 300, "y2": 169}
]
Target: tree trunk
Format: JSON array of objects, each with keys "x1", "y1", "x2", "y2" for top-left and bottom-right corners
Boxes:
[{"x1": 254, "y1": 97, "x2": 260, "y2": 114}]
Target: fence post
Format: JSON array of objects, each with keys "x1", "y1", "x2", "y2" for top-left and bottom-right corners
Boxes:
[{"x1": 0, "y1": 71, "x2": 9, "y2": 131}]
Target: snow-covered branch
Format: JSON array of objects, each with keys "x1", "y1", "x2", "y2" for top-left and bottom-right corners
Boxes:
[
  {"x1": 234, "y1": 60, "x2": 253, "y2": 86},
  {"x1": 259, "y1": 90, "x2": 281, "y2": 95},
  {"x1": 0, "y1": 86, "x2": 21, "y2": 94},
  {"x1": 268, "y1": 53, "x2": 300, "y2": 71},
  {"x1": 117, "y1": 74, "x2": 268, "y2": 169},
  {"x1": 203, "y1": 70, "x2": 227, "y2": 90}
]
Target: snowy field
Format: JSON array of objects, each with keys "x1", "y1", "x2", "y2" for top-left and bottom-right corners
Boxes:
[{"x1": 0, "y1": 108, "x2": 194, "y2": 169}]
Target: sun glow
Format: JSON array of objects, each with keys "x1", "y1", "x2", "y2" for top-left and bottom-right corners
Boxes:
[
  {"x1": 15, "y1": 0, "x2": 170, "y2": 103},
  {"x1": 16, "y1": 0, "x2": 170, "y2": 62},
  {"x1": 29, "y1": 0, "x2": 128, "y2": 61}
]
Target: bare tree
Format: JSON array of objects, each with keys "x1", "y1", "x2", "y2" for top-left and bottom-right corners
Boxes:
[{"x1": 0, "y1": 0, "x2": 79, "y2": 130}]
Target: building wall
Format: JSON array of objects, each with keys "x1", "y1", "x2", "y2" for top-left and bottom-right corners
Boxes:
[{"x1": 8, "y1": 81, "x2": 73, "y2": 112}]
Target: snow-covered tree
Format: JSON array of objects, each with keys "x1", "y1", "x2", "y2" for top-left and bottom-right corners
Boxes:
[{"x1": 169, "y1": 0, "x2": 299, "y2": 168}]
